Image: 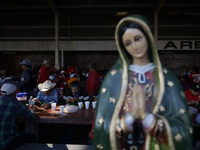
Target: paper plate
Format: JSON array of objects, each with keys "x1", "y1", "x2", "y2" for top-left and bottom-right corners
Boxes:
[{"x1": 64, "y1": 105, "x2": 78, "y2": 113}]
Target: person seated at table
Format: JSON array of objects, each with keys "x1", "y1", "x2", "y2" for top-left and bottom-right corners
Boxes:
[
  {"x1": 66, "y1": 73, "x2": 79, "y2": 89},
  {"x1": 81, "y1": 69, "x2": 89, "y2": 81},
  {"x1": 60, "y1": 70, "x2": 69, "y2": 88},
  {"x1": 0, "y1": 80, "x2": 37, "y2": 150},
  {"x1": 57, "y1": 80, "x2": 66, "y2": 99},
  {"x1": 180, "y1": 74, "x2": 192, "y2": 91},
  {"x1": 66, "y1": 64, "x2": 77, "y2": 76},
  {"x1": 189, "y1": 66, "x2": 200, "y2": 83},
  {"x1": 49, "y1": 70, "x2": 59, "y2": 85},
  {"x1": 34, "y1": 80, "x2": 59, "y2": 109},
  {"x1": 76, "y1": 73, "x2": 81, "y2": 81},
  {"x1": 63, "y1": 81, "x2": 89, "y2": 106},
  {"x1": 185, "y1": 83, "x2": 200, "y2": 105}
]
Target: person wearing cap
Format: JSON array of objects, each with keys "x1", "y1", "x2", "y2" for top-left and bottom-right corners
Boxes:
[
  {"x1": 61, "y1": 70, "x2": 69, "y2": 87},
  {"x1": 66, "y1": 72, "x2": 79, "y2": 89},
  {"x1": 185, "y1": 83, "x2": 200, "y2": 105},
  {"x1": 63, "y1": 81, "x2": 89, "y2": 106},
  {"x1": 34, "y1": 80, "x2": 59, "y2": 109},
  {"x1": 18, "y1": 59, "x2": 37, "y2": 100},
  {"x1": 189, "y1": 66, "x2": 200, "y2": 83},
  {"x1": 85, "y1": 62, "x2": 100, "y2": 99},
  {"x1": 66, "y1": 64, "x2": 77, "y2": 76},
  {"x1": 81, "y1": 69, "x2": 89, "y2": 81},
  {"x1": 49, "y1": 70, "x2": 59, "y2": 84},
  {"x1": 0, "y1": 82, "x2": 37, "y2": 150},
  {"x1": 38, "y1": 59, "x2": 51, "y2": 84}
]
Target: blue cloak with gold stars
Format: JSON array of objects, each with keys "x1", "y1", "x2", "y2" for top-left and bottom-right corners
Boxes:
[{"x1": 93, "y1": 15, "x2": 193, "y2": 150}]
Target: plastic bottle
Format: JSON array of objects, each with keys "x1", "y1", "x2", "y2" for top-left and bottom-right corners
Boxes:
[{"x1": 28, "y1": 96, "x2": 35, "y2": 112}]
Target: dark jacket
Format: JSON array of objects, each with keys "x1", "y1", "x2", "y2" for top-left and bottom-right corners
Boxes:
[
  {"x1": 86, "y1": 70, "x2": 100, "y2": 95},
  {"x1": 18, "y1": 68, "x2": 37, "y2": 92}
]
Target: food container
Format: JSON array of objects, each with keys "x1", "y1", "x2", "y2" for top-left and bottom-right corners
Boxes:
[
  {"x1": 64, "y1": 105, "x2": 78, "y2": 113},
  {"x1": 16, "y1": 92, "x2": 27, "y2": 104}
]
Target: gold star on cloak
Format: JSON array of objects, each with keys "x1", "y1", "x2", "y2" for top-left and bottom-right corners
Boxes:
[
  {"x1": 189, "y1": 127, "x2": 193, "y2": 134},
  {"x1": 110, "y1": 69, "x2": 117, "y2": 76},
  {"x1": 101, "y1": 87, "x2": 107, "y2": 94},
  {"x1": 179, "y1": 108, "x2": 185, "y2": 115},
  {"x1": 181, "y1": 91, "x2": 185, "y2": 98},
  {"x1": 159, "y1": 105, "x2": 165, "y2": 112},
  {"x1": 98, "y1": 117, "x2": 104, "y2": 125},
  {"x1": 163, "y1": 68, "x2": 168, "y2": 74},
  {"x1": 97, "y1": 144, "x2": 103, "y2": 150},
  {"x1": 167, "y1": 81, "x2": 174, "y2": 87},
  {"x1": 174, "y1": 133, "x2": 182, "y2": 142},
  {"x1": 109, "y1": 97, "x2": 117, "y2": 103}
]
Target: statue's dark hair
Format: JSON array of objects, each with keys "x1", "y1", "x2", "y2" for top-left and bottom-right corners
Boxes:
[{"x1": 119, "y1": 22, "x2": 153, "y2": 63}]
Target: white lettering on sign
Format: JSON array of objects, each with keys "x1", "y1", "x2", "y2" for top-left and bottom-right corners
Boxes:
[{"x1": 157, "y1": 40, "x2": 200, "y2": 50}]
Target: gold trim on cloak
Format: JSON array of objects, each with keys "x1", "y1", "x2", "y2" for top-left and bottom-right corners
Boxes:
[
  {"x1": 156, "y1": 115, "x2": 175, "y2": 150},
  {"x1": 109, "y1": 16, "x2": 174, "y2": 150},
  {"x1": 109, "y1": 19, "x2": 128, "y2": 149}
]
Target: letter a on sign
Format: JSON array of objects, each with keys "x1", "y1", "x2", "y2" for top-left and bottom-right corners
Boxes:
[{"x1": 164, "y1": 41, "x2": 178, "y2": 49}]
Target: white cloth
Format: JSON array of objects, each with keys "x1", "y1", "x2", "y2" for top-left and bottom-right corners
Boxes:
[
  {"x1": 70, "y1": 74, "x2": 75, "y2": 78},
  {"x1": 125, "y1": 113, "x2": 135, "y2": 131},
  {"x1": 129, "y1": 63, "x2": 155, "y2": 83},
  {"x1": 125, "y1": 113, "x2": 155, "y2": 131},
  {"x1": 141, "y1": 113, "x2": 154, "y2": 129},
  {"x1": 49, "y1": 75, "x2": 54, "y2": 80}
]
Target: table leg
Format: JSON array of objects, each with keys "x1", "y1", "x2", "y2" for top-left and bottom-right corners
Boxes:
[{"x1": 25, "y1": 123, "x2": 39, "y2": 142}]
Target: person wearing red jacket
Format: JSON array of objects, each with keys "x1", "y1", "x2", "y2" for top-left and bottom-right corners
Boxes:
[
  {"x1": 185, "y1": 83, "x2": 200, "y2": 105},
  {"x1": 189, "y1": 66, "x2": 200, "y2": 83},
  {"x1": 66, "y1": 64, "x2": 77, "y2": 76},
  {"x1": 38, "y1": 59, "x2": 51, "y2": 84},
  {"x1": 86, "y1": 62, "x2": 100, "y2": 99}
]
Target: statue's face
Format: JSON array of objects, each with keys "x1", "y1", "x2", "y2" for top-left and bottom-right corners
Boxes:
[{"x1": 122, "y1": 28, "x2": 148, "y2": 61}]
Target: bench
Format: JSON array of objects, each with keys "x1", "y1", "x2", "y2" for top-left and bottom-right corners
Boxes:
[{"x1": 15, "y1": 143, "x2": 94, "y2": 150}]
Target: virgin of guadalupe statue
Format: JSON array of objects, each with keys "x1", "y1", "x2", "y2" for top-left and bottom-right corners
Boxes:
[{"x1": 93, "y1": 15, "x2": 193, "y2": 150}]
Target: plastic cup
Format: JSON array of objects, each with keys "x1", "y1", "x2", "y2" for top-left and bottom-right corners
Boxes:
[
  {"x1": 85, "y1": 101, "x2": 90, "y2": 109},
  {"x1": 78, "y1": 102, "x2": 83, "y2": 109},
  {"x1": 51, "y1": 103, "x2": 56, "y2": 110},
  {"x1": 59, "y1": 105, "x2": 65, "y2": 113},
  {"x1": 92, "y1": 101, "x2": 97, "y2": 109}
]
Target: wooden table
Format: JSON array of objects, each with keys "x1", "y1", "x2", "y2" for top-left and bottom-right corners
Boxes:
[{"x1": 24, "y1": 106, "x2": 95, "y2": 142}]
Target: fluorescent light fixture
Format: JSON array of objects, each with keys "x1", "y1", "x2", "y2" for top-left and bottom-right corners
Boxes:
[{"x1": 116, "y1": 12, "x2": 128, "y2": 16}]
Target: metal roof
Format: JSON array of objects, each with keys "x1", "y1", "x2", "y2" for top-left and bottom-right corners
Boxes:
[{"x1": 0, "y1": 0, "x2": 199, "y2": 19}]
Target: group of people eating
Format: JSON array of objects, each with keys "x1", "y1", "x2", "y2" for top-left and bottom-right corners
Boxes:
[
  {"x1": 0, "y1": 14, "x2": 199, "y2": 150},
  {"x1": 0, "y1": 59, "x2": 101, "y2": 149}
]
